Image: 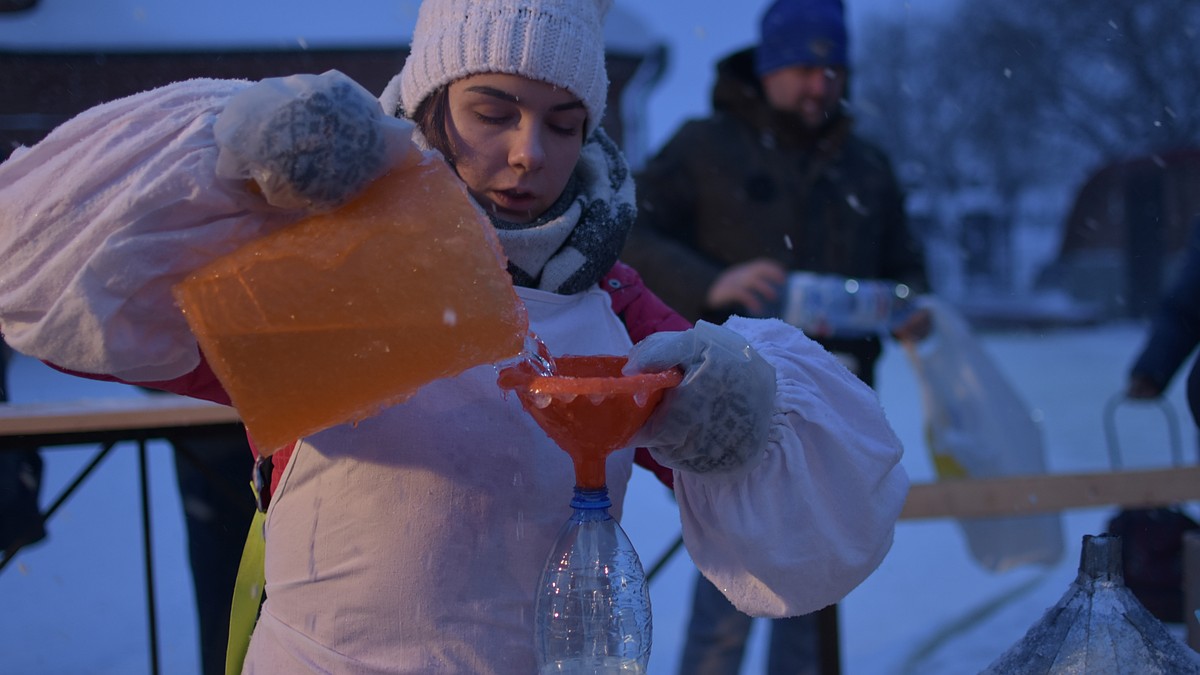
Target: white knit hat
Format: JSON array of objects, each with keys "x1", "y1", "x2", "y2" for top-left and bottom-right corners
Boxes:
[{"x1": 392, "y1": 0, "x2": 611, "y2": 138}]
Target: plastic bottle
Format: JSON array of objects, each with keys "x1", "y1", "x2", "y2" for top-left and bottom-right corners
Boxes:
[
  {"x1": 534, "y1": 486, "x2": 651, "y2": 675},
  {"x1": 778, "y1": 272, "x2": 914, "y2": 338}
]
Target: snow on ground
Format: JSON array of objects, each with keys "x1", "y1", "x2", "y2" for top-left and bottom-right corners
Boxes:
[{"x1": 0, "y1": 319, "x2": 1196, "y2": 674}]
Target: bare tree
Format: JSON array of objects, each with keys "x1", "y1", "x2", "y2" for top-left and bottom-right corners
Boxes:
[
  {"x1": 854, "y1": 0, "x2": 1200, "y2": 290},
  {"x1": 858, "y1": 0, "x2": 1200, "y2": 185}
]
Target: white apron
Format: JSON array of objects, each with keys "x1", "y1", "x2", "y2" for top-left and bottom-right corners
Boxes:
[{"x1": 245, "y1": 286, "x2": 635, "y2": 674}]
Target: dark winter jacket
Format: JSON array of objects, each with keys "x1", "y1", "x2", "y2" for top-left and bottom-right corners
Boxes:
[
  {"x1": 1130, "y1": 216, "x2": 1200, "y2": 426},
  {"x1": 622, "y1": 47, "x2": 926, "y2": 381}
]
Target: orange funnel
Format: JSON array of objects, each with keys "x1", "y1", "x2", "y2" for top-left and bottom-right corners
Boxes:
[{"x1": 498, "y1": 355, "x2": 682, "y2": 489}]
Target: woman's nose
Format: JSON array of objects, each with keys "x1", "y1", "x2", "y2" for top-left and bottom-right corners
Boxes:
[{"x1": 509, "y1": 126, "x2": 545, "y2": 172}]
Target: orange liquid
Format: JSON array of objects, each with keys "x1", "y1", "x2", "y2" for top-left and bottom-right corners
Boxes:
[
  {"x1": 174, "y1": 155, "x2": 528, "y2": 453},
  {"x1": 498, "y1": 355, "x2": 682, "y2": 489}
]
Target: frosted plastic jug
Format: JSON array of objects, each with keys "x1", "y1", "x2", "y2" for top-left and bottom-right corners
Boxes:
[{"x1": 174, "y1": 154, "x2": 528, "y2": 453}]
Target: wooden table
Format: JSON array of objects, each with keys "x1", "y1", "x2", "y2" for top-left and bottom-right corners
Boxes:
[
  {"x1": 0, "y1": 394, "x2": 241, "y2": 446},
  {"x1": 0, "y1": 395, "x2": 243, "y2": 675}
]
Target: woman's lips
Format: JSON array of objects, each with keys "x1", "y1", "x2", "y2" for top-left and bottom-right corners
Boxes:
[
  {"x1": 488, "y1": 189, "x2": 539, "y2": 218},
  {"x1": 494, "y1": 188, "x2": 536, "y2": 206}
]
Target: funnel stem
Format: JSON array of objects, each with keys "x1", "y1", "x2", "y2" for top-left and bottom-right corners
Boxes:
[{"x1": 573, "y1": 456, "x2": 609, "y2": 492}]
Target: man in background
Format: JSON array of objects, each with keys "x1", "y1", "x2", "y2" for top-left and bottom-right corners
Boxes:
[{"x1": 622, "y1": 0, "x2": 928, "y2": 672}]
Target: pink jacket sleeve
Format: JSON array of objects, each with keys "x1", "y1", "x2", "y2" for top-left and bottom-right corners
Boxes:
[{"x1": 601, "y1": 261, "x2": 692, "y2": 489}]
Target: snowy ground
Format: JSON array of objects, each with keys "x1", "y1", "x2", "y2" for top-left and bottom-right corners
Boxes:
[{"x1": 1, "y1": 319, "x2": 1197, "y2": 674}]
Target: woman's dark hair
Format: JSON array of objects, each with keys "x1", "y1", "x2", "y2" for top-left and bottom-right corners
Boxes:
[{"x1": 411, "y1": 86, "x2": 454, "y2": 165}]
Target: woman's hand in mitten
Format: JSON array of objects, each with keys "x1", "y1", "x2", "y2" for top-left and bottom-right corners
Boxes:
[
  {"x1": 622, "y1": 321, "x2": 776, "y2": 478},
  {"x1": 213, "y1": 70, "x2": 419, "y2": 212}
]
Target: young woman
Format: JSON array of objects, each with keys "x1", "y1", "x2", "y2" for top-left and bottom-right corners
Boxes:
[{"x1": 0, "y1": 0, "x2": 909, "y2": 672}]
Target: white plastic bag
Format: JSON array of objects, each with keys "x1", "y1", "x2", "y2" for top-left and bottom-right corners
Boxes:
[
  {"x1": 0, "y1": 78, "x2": 280, "y2": 382},
  {"x1": 0, "y1": 71, "x2": 417, "y2": 383},
  {"x1": 904, "y1": 297, "x2": 1064, "y2": 572}
]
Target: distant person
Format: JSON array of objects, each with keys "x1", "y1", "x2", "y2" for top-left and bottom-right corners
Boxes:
[
  {"x1": 0, "y1": 343, "x2": 46, "y2": 558},
  {"x1": 1119, "y1": 213, "x2": 1200, "y2": 623},
  {"x1": 158, "y1": 413, "x2": 256, "y2": 675},
  {"x1": 1127, "y1": 214, "x2": 1200, "y2": 430},
  {"x1": 622, "y1": 0, "x2": 930, "y2": 673}
]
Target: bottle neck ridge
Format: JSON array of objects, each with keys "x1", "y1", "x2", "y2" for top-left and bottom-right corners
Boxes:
[{"x1": 570, "y1": 486, "x2": 612, "y2": 510}]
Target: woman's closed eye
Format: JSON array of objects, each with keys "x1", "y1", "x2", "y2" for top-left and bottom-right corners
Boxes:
[
  {"x1": 470, "y1": 109, "x2": 581, "y2": 137},
  {"x1": 472, "y1": 107, "x2": 512, "y2": 126},
  {"x1": 546, "y1": 115, "x2": 584, "y2": 137}
]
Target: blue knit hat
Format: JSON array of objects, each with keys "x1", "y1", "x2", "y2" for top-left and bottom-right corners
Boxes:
[{"x1": 755, "y1": 0, "x2": 849, "y2": 75}]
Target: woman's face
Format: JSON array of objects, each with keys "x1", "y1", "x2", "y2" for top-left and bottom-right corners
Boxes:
[{"x1": 444, "y1": 73, "x2": 588, "y2": 224}]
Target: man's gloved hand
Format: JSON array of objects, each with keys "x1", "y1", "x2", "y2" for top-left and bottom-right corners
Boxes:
[
  {"x1": 623, "y1": 321, "x2": 776, "y2": 477},
  {"x1": 214, "y1": 70, "x2": 418, "y2": 212}
]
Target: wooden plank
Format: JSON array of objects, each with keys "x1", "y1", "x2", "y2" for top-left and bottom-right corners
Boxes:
[
  {"x1": 3, "y1": 396, "x2": 1198, "y2": 521},
  {"x1": 0, "y1": 396, "x2": 240, "y2": 436},
  {"x1": 901, "y1": 465, "x2": 1200, "y2": 520}
]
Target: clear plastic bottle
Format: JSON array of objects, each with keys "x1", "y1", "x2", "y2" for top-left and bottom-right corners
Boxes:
[
  {"x1": 534, "y1": 486, "x2": 651, "y2": 675},
  {"x1": 779, "y1": 272, "x2": 914, "y2": 338}
]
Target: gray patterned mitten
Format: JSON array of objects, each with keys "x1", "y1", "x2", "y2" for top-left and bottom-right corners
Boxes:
[
  {"x1": 213, "y1": 70, "x2": 415, "y2": 212},
  {"x1": 623, "y1": 321, "x2": 776, "y2": 477}
]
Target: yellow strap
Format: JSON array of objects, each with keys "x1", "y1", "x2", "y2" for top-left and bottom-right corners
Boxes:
[{"x1": 225, "y1": 506, "x2": 266, "y2": 675}]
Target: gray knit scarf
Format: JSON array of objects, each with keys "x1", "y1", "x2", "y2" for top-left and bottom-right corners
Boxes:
[{"x1": 490, "y1": 128, "x2": 636, "y2": 294}]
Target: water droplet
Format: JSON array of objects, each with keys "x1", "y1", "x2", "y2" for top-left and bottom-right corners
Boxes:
[{"x1": 523, "y1": 331, "x2": 557, "y2": 375}]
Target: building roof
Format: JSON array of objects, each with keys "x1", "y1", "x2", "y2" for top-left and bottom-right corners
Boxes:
[{"x1": 0, "y1": 0, "x2": 661, "y2": 55}]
